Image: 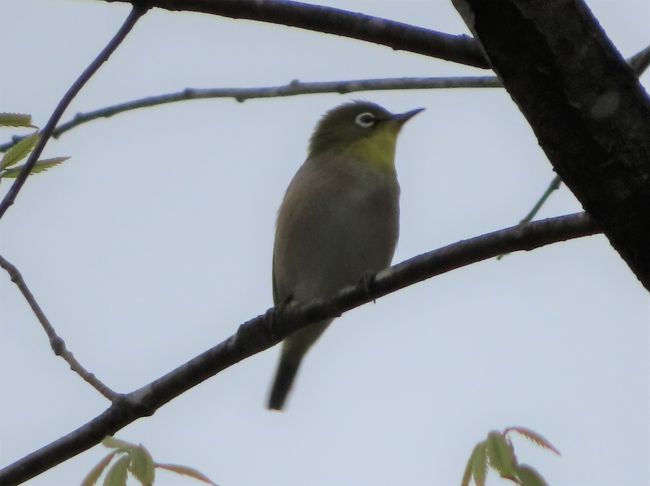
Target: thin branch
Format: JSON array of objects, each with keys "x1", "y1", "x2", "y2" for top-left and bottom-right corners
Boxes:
[
  {"x1": 518, "y1": 175, "x2": 563, "y2": 226},
  {"x1": 497, "y1": 175, "x2": 563, "y2": 260},
  {"x1": 0, "y1": 76, "x2": 500, "y2": 152},
  {"x1": 628, "y1": 44, "x2": 650, "y2": 76},
  {"x1": 59, "y1": 76, "x2": 501, "y2": 142},
  {"x1": 0, "y1": 5, "x2": 148, "y2": 220},
  {"x1": 106, "y1": 0, "x2": 489, "y2": 68},
  {"x1": 0, "y1": 211, "x2": 600, "y2": 485},
  {"x1": 3, "y1": 41, "x2": 645, "y2": 153},
  {"x1": 0, "y1": 255, "x2": 117, "y2": 400}
]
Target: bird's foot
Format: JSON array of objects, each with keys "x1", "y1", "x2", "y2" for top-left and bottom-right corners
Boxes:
[{"x1": 267, "y1": 294, "x2": 294, "y2": 340}]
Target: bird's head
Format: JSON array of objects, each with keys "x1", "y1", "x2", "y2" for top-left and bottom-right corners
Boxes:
[{"x1": 308, "y1": 100, "x2": 424, "y2": 171}]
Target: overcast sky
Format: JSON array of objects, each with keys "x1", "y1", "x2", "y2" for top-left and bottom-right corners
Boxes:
[{"x1": 1, "y1": 1, "x2": 649, "y2": 485}]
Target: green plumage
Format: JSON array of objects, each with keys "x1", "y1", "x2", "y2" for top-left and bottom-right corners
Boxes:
[{"x1": 267, "y1": 101, "x2": 423, "y2": 410}]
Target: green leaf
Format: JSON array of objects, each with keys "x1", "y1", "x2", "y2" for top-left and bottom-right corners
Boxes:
[
  {"x1": 460, "y1": 445, "x2": 475, "y2": 486},
  {"x1": 0, "y1": 133, "x2": 39, "y2": 169},
  {"x1": 506, "y1": 426, "x2": 561, "y2": 455},
  {"x1": 80, "y1": 450, "x2": 119, "y2": 486},
  {"x1": 471, "y1": 441, "x2": 488, "y2": 486},
  {"x1": 0, "y1": 113, "x2": 33, "y2": 128},
  {"x1": 129, "y1": 445, "x2": 155, "y2": 486},
  {"x1": 1, "y1": 157, "x2": 69, "y2": 178},
  {"x1": 516, "y1": 464, "x2": 550, "y2": 486},
  {"x1": 103, "y1": 455, "x2": 130, "y2": 486},
  {"x1": 102, "y1": 436, "x2": 137, "y2": 451},
  {"x1": 486, "y1": 431, "x2": 518, "y2": 480},
  {"x1": 156, "y1": 463, "x2": 219, "y2": 485}
]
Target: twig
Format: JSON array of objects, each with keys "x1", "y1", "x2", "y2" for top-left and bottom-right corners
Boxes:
[
  {"x1": 0, "y1": 5, "x2": 148, "y2": 220},
  {"x1": 0, "y1": 255, "x2": 117, "y2": 400},
  {"x1": 497, "y1": 175, "x2": 562, "y2": 260},
  {"x1": 0, "y1": 76, "x2": 500, "y2": 152},
  {"x1": 518, "y1": 175, "x2": 562, "y2": 226},
  {"x1": 0, "y1": 211, "x2": 601, "y2": 485},
  {"x1": 628, "y1": 44, "x2": 650, "y2": 76},
  {"x1": 105, "y1": 0, "x2": 489, "y2": 68}
]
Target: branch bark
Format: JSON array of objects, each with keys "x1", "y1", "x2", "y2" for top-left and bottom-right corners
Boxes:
[
  {"x1": 0, "y1": 255, "x2": 117, "y2": 400},
  {"x1": 0, "y1": 6, "x2": 148, "y2": 220},
  {"x1": 105, "y1": 0, "x2": 489, "y2": 68},
  {"x1": 0, "y1": 212, "x2": 600, "y2": 485},
  {"x1": 453, "y1": 0, "x2": 650, "y2": 290}
]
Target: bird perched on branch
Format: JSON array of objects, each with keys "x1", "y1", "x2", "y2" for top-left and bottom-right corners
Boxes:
[{"x1": 268, "y1": 100, "x2": 424, "y2": 410}]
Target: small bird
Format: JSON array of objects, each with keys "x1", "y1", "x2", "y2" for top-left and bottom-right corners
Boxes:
[{"x1": 267, "y1": 100, "x2": 423, "y2": 410}]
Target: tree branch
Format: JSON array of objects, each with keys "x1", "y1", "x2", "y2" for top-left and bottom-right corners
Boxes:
[
  {"x1": 45, "y1": 76, "x2": 500, "y2": 146},
  {"x1": 105, "y1": 0, "x2": 489, "y2": 68},
  {"x1": 453, "y1": 0, "x2": 650, "y2": 290},
  {"x1": 0, "y1": 5, "x2": 148, "y2": 220},
  {"x1": 0, "y1": 255, "x2": 117, "y2": 400},
  {"x1": 0, "y1": 211, "x2": 600, "y2": 485},
  {"x1": 3, "y1": 42, "x2": 645, "y2": 153},
  {"x1": 0, "y1": 76, "x2": 498, "y2": 153}
]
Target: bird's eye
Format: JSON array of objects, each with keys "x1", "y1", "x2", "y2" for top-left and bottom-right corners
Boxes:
[{"x1": 355, "y1": 112, "x2": 376, "y2": 128}]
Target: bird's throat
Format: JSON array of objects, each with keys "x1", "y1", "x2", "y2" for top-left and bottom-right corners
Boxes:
[{"x1": 349, "y1": 132, "x2": 398, "y2": 174}]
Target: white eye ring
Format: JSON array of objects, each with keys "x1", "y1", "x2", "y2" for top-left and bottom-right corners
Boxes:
[{"x1": 355, "y1": 112, "x2": 376, "y2": 128}]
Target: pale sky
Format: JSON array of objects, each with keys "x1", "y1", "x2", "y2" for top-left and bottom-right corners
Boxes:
[{"x1": 1, "y1": 1, "x2": 649, "y2": 485}]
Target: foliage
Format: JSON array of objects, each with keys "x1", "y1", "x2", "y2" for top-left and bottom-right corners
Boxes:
[
  {"x1": 80, "y1": 436, "x2": 218, "y2": 486},
  {"x1": 0, "y1": 112, "x2": 69, "y2": 180},
  {"x1": 461, "y1": 426, "x2": 560, "y2": 486}
]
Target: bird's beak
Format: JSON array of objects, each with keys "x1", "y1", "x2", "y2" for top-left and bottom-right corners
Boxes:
[{"x1": 391, "y1": 107, "x2": 425, "y2": 125}]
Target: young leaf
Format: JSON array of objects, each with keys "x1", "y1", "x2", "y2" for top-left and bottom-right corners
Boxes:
[
  {"x1": 1, "y1": 157, "x2": 69, "y2": 178},
  {"x1": 460, "y1": 445, "x2": 475, "y2": 486},
  {"x1": 102, "y1": 436, "x2": 136, "y2": 451},
  {"x1": 129, "y1": 444, "x2": 155, "y2": 486},
  {"x1": 506, "y1": 426, "x2": 561, "y2": 455},
  {"x1": 0, "y1": 113, "x2": 33, "y2": 128},
  {"x1": 516, "y1": 464, "x2": 550, "y2": 486},
  {"x1": 103, "y1": 455, "x2": 130, "y2": 486},
  {"x1": 470, "y1": 441, "x2": 488, "y2": 486},
  {"x1": 81, "y1": 450, "x2": 119, "y2": 486},
  {"x1": 486, "y1": 431, "x2": 518, "y2": 480},
  {"x1": 156, "y1": 463, "x2": 219, "y2": 486},
  {"x1": 0, "y1": 133, "x2": 39, "y2": 169}
]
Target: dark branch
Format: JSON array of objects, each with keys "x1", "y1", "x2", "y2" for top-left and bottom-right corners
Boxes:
[
  {"x1": 105, "y1": 0, "x2": 489, "y2": 67},
  {"x1": 453, "y1": 0, "x2": 650, "y2": 290},
  {"x1": 628, "y1": 44, "x2": 650, "y2": 75},
  {"x1": 57, "y1": 76, "x2": 501, "y2": 143},
  {"x1": 0, "y1": 212, "x2": 600, "y2": 485},
  {"x1": 0, "y1": 76, "x2": 500, "y2": 153},
  {"x1": 0, "y1": 255, "x2": 117, "y2": 400},
  {"x1": 0, "y1": 6, "x2": 148, "y2": 220}
]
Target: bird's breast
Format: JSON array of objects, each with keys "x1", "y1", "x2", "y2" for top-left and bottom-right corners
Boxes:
[{"x1": 273, "y1": 162, "x2": 399, "y2": 303}]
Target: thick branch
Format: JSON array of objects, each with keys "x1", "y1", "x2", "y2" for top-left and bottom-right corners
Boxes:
[
  {"x1": 0, "y1": 6, "x2": 147, "y2": 220},
  {"x1": 105, "y1": 0, "x2": 489, "y2": 68},
  {"x1": 0, "y1": 212, "x2": 600, "y2": 485},
  {"x1": 453, "y1": 0, "x2": 650, "y2": 290}
]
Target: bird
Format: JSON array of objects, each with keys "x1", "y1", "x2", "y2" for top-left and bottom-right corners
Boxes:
[{"x1": 267, "y1": 100, "x2": 424, "y2": 410}]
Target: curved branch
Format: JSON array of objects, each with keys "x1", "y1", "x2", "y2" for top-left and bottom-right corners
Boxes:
[
  {"x1": 0, "y1": 6, "x2": 148, "y2": 220},
  {"x1": 0, "y1": 211, "x2": 600, "y2": 485},
  {"x1": 0, "y1": 255, "x2": 117, "y2": 400},
  {"x1": 105, "y1": 0, "x2": 489, "y2": 67},
  {"x1": 0, "y1": 76, "x2": 500, "y2": 152},
  {"x1": 59, "y1": 76, "x2": 500, "y2": 142}
]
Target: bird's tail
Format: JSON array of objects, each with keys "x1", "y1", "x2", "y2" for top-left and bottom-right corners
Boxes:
[{"x1": 267, "y1": 353, "x2": 301, "y2": 411}]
